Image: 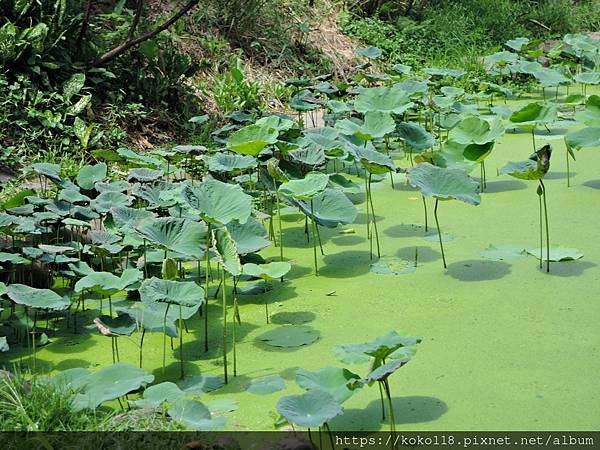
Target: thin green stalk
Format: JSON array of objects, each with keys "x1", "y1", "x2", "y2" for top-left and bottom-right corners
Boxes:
[
  {"x1": 277, "y1": 192, "x2": 284, "y2": 262},
  {"x1": 179, "y1": 305, "x2": 184, "y2": 380},
  {"x1": 566, "y1": 147, "x2": 571, "y2": 188},
  {"x1": 162, "y1": 303, "x2": 171, "y2": 374},
  {"x1": 378, "y1": 382, "x2": 386, "y2": 421},
  {"x1": 310, "y1": 199, "x2": 319, "y2": 276},
  {"x1": 139, "y1": 329, "x2": 146, "y2": 368},
  {"x1": 541, "y1": 180, "x2": 550, "y2": 273},
  {"x1": 368, "y1": 174, "x2": 381, "y2": 258},
  {"x1": 421, "y1": 196, "x2": 428, "y2": 232},
  {"x1": 383, "y1": 379, "x2": 396, "y2": 434},
  {"x1": 434, "y1": 199, "x2": 447, "y2": 268},
  {"x1": 233, "y1": 291, "x2": 238, "y2": 377},
  {"x1": 204, "y1": 223, "x2": 211, "y2": 352},
  {"x1": 538, "y1": 189, "x2": 543, "y2": 270},
  {"x1": 222, "y1": 267, "x2": 228, "y2": 384}
]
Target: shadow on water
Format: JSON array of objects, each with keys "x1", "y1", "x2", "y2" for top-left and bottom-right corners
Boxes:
[
  {"x1": 582, "y1": 179, "x2": 600, "y2": 190},
  {"x1": 445, "y1": 259, "x2": 511, "y2": 281},
  {"x1": 544, "y1": 171, "x2": 574, "y2": 180},
  {"x1": 330, "y1": 235, "x2": 366, "y2": 247},
  {"x1": 484, "y1": 179, "x2": 528, "y2": 193},
  {"x1": 544, "y1": 260, "x2": 596, "y2": 278},
  {"x1": 320, "y1": 250, "x2": 372, "y2": 278},
  {"x1": 396, "y1": 246, "x2": 441, "y2": 263},
  {"x1": 332, "y1": 396, "x2": 448, "y2": 430},
  {"x1": 384, "y1": 223, "x2": 426, "y2": 238}
]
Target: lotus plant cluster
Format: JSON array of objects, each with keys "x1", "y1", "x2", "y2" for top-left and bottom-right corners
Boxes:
[{"x1": 1, "y1": 31, "x2": 599, "y2": 431}]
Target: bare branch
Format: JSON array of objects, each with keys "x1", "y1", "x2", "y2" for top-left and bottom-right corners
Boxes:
[
  {"x1": 77, "y1": 0, "x2": 93, "y2": 45},
  {"x1": 129, "y1": 0, "x2": 145, "y2": 40},
  {"x1": 93, "y1": 0, "x2": 199, "y2": 67}
]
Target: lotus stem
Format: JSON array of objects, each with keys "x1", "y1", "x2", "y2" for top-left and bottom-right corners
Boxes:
[
  {"x1": 179, "y1": 305, "x2": 184, "y2": 380},
  {"x1": 368, "y1": 174, "x2": 381, "y2": 258},
  {"x1": 421, "y1": 195, "x2": 428, "y2": 232},
  {"x1": 204, "y1": 223, "x2": 211, "y2": 352},
  {"x1": 264, "y1": 282, "x2": 269, "y2": 323},
  {"x1": 114, "y1": 337, "x2": 120, "y2": 362},
  {"x1": 324, "y1": 422, "x2": 335, "y2": 450},
  {"x1": 540, "y1": 180, "x2": 550, "y2": 273},
  {"x1": 139, "y1": 328, "x2": 146, "y2": 368},
  {"x1": 315, "y1": 223, "x2": 324, "y2": 256},
  {"x1": 378, "y1": 382, "x2": 386, "y2": 421},
  {"x1": 531, "y1": 128, "x2": 537, "y2": 153},
  {"x1": 276, "y1": 192, "x2": 284, "y2": 262},
  {"x1": 566, "y1": 147, "x2": 571, "y2": 188},
  {"x1": 111, "y1": 336, "x2": 116, "y2": 364},
  {"x1": 233, "y1": 291, "x2": 238, "y2": 377},
  {"x1": 538, "y1": 188, "x2": 543, "y2": 270},
  {"x1": 32, "y1": 310, "x2": 37, "y2": 371},
  {"x1": 222, "y1": 267, "x2": 228, "y2": 384},
  {"x1": 162, "y1": 303, "x2": 171, "y2": 374},
  {"x1": 364, "y1": 176, "x2": 372, "y2": 257},
  {"x1": 310, "y1": 199, "x2": 319, "y2": 276},
  {"x1": 434, "y1": 199, "x2": 447, "y2": 268},
  {"x1": 383, "y1": 379, "x2": 396, "y2": 434}
]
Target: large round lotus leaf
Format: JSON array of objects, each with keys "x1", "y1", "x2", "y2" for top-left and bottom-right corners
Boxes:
[
  {"x1": 289, "y1": 92, "x2": 320, "y2": 112},
  {"x1": 289, "y1": 148, "x2": 326, "y2": 166},
  {"x1": 0, "y1": 252, "x2": 30, "y2": 265},
  {"x1": 461, "y1": 141, "x2": 495, "y2": 163},
  {"x1": 355, "y1": 46, "x2": 382, "y2": 59},
  {"x1": 397, "y1": 122, "x2": 436, "y2": 150},
  {"x1": 565, "y1": 126, "x2": 600, "y2": 150},
  {"x1": 110, "y1": 206, "x2": 156, "y2": 233},
  {"x1": 484, "y1": 51, "x2": 519, "y2": 70},
  {"x1": 247, "y1": 375, "x2": 286, "y2": 395},
  {"x1": 328, "y1": 174, "x2": 361, "y2": 194},
  {"x1": 178, "y1": 375, "x2": 225, "y2": 394},
  {"x1": 172, "y1": 145, "x2": 208, "y2": 155},
  {"x1": 72, "y1": 363, "x2": 154, "y2": 411},
  {"x1": 509, "y1": 102, "x2": 557, "y2": 126},
  {"x1": 354, "y1": 86, "x2": 413, "y2": 114},
  {"x1": 134, "y1": 217, "x2": 205, "y2": 260},
  {"x1": 6, "y1": 284, "x2": 70, "y2": 311},
  {"x1": 182, "y1": 179, "x2": 252, "y2": 224},
  {"x1": 575, "y1": 95, "x2": 600, "y2": 126},
  {"x1": 278, "y1": 172, "x2": 329, "y2": 200},
  {"x1": 96, "y1": 180, "x2": 131, "y2": 193},
  {"x1": 574, "y1": 72, "x2": 600, "y2": 85},
  {"x1": 75, "y1": 269, "x2": 142, "y2": 294},
  {"x1": 129, "y1": 381, "x2": 185, "y2": 409},
  {"x1": 366, "y1": 359, "x2": 409, "y2": 383},
  {"x1": 226, "y1": 218, "x2": 271, "y2": 255},
  {"x1": 294, "y1": 188, "x2": 358, "y2": 228},
  {"x1": 534, "y1": 68, "x2": 571, "y2": 87},
  {"x1": 226, "y1": 123, "x2": 279, "y2": 156},
  {"x1": 255, "y1": 115, "x2": 295, "y2": 132},
  {"x1": 276, "y1": 390, "x2": 343, "y2": 428},
  {"x1": 505, "y1": 37, "x2": 530, "y2": 51},
  {"x1": 303, "y1": 127, "x2": 343, "y2": 153},
  {"x1": 117, "y1": 304, "x2": 179, "y2": 337},
  {"x1": 0, "y1": 282, "x2": 7, "y2": 297},
  {"x1": 127, "y1": 168, "x2": 164, "y2": 183},
  {"x1": 449, "y1": 116, "x2": 504, "y2": 145},
  {"x1": 242, "y1": 262, "x2": 291, "y2": 280},
  {"x1": 296, "y1": 367, "x2": 361, "y2": 404},
  {"x1": 407, "y1": 163, "x2": 481, "y2": 205},
  {"x1": 357, "y1": 148, "x2": 396, "y2": 174},
  {"x1": 334, "y1": 331, "x2": 422, "y2": 364},
  {"x1": 526, "y1": 247, "x2": 583, "y2": 261},
  {"x1": 206, "y1": 152, "x2": 257, "y2": 173},
  {"x1": 336, "y1": 111, "x2": 396, "y2": 141},
  {"x1": 132, "y1": 184, "x2": 175, "y2": 209},
  {"x1": 77, "y1": 163, "x2": 107, "y2": 190},
  {"x1": 139, "y1": 277, "x2": 204, "y2": 307},
  {"x1": 258, "y1": 325, "x2": 319, "y2": 348},
  {"x1": 48, "y1": 367, "x2": 92, "y2": 391},
  {"x1": 95, "y1": 314, "x2": 137, "y2": 336},
  {"x1": 57, "y1": 189, "x2": 90, "y2": 205},
  {"x1": 168, "y1": 398, "x2": 225, "y2": 430},
  {"x1": 26, "y1": 163, "x2": 62, "y2": 183},
  {"x1": 209, "y1": 228, "x2": 240, "y2": 277},
  {"x1": 423, "y1": 67, "x2": 465, "y2": 78},
  {"x1": 91, "y1": 191, "x2": 132, "y2": 214},
  {"x1": 117, "y1": 147, "x2": 163, "y2": 167}
]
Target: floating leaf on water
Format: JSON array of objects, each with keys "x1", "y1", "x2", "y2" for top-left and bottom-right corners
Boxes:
[
  {"x1": 481, "y1": 244, "x2": 528, "y2": 261},
  {"x1": 247, "y1": 375, "x2": 286, "y2": 395},
  {"x1": 205, "y1": 399, "x2": 240, "y2": 415},
  {"x1": 276, "y1": 390, "x2": 343, "y2": 428},
  {"x1": 370, "y1": 257, "x2": 416, "y2": 275},
  {"x1": 424, "y1": 233, "x2": 454, "y2": 243},
  {"x1": 526, "y1": 247, "x2": 583, "y2": 262},
  {"x1": 270, "y1": 311, "x2": 315, "y2": 325},
  {"x1": 257, "y1": 325, "x2": 319, "y2": 348},
  {"x1": 167, "y1": 398, "x2": 225, "y2": 430},
  {"x1": 177, "y1": 375, "x2": 225, "y2": 394}
]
